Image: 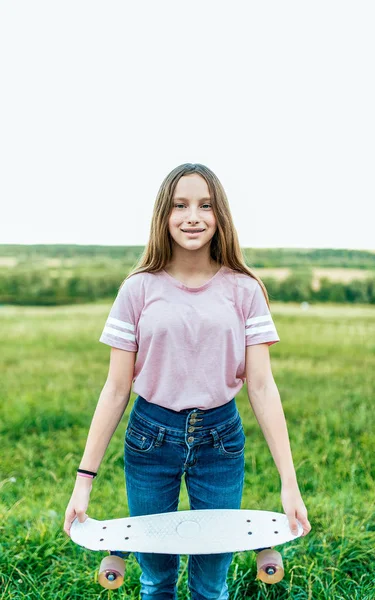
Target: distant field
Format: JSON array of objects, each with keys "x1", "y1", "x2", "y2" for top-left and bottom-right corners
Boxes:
[
  {"x1": 0, "y1": 254, "x2": 373, "y2": 290},
  {"x1": 0, "y1": 301, "x2": 374, "y2": 599},
  {"x1": 255, "y1": 267, "x2": 374, "y2": 282},
  {"x1": 253, "y1": 268, "x2": 373, "y2": 290},
  {"x1": 0, "y1": 257, "x2": 17, "y2": 266}
]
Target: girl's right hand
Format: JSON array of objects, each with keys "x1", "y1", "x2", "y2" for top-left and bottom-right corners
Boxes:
[{"x1": 63, "y1": 477, "x2": 93, "y2": 537}]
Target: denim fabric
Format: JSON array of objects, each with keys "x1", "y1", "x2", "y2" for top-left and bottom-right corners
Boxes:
[{"x1": 118, "y1": 395, "x2": 245, "y2": 600}]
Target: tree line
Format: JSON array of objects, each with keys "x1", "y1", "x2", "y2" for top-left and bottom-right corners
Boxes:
[{"x1": 0, "y1": 263, "x2": 374, "y2": 306}]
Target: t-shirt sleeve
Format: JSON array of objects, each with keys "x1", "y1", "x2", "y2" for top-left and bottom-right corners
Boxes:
[
  {"x1": 245, "y1": 280, "x2": 280, "y2": 347},
  {"x1": 99, "y1": 277, "x2": 141, "y2": 352}
]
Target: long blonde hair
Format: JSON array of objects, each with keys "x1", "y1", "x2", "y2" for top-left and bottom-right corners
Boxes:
[{"x1": 121, "y1": 163, "x2": 271, "y2": 309}]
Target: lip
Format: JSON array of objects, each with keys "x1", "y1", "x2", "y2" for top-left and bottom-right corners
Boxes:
[{"x1": 181, "y1": 229, "x2": 205, "y2": 236}]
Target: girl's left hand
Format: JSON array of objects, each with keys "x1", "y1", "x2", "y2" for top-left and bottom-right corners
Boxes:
[{"x1": 281, "y1": 482, "x2": 311, "y2": 537}]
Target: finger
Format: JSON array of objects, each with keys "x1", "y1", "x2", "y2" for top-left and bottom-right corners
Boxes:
[
  {"x1": 76, "y1": 510, "x2": 88, "y2": 524},
  {"x1": 296, "y1": 510, "x2": 311, "y2": 535},
  {"x1": 63, "y1": 517, "x2": 73, "y2": 537},
  {"x1": 63, "y1": 509, "x2": 76, "y2": 536},
  {"x1": 300, "y1": 517, "x2": 312, "y2": 536},
  {"x1": 286, "y1": 513, "x2": 299, "y2": 536}
]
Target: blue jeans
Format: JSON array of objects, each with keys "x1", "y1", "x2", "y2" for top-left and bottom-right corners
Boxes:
[{"x1": 119, "y1": 395, "x2": 245, "y2": 600}]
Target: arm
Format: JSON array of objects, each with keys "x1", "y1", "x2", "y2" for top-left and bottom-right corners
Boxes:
[
  {"x1": 64, "y1": 347, "x2": 136, "y2": 535},
  {"x1": 78, "y1": 347, "x2": 136, "y2": 474},
  {"x1": 245, "y1": 343, "x2": 311, "y2": 536}
]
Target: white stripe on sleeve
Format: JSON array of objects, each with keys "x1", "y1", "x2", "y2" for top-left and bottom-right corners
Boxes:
[
  {"x1": 245, "y1": 314, "x2": 278, "y2": 337},
  {"x1": 107, "y1": 317, "x2": 135, "y2": 331},
  {"x1": 246, "y1": 315, "x2": 274, "y2": 326},
  {"x1": 102, "y1": 325, "x2": 136, "y2": 342},
  {"x1": 245, "y1": 324, "x2": 278, "y2": 336}
]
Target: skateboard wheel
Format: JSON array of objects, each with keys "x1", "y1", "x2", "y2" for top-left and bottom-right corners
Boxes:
[
  {"x1": 98, "y1": 555, "x2": 125, "y2": 589},
  {"x1": 256, "y1": 549, "x2": 284, "y2": 584}
]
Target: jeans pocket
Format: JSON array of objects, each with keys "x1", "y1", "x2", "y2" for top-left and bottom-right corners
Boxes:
[
  {"x1": 125, "y1": 423, "x2": 157, "y2": 453},
  {"x1": 219, "y1": 423, "x2": 246, "y2": 458}
]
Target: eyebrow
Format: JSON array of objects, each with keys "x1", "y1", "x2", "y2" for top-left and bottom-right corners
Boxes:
[{"x1": 173, "y1": 197, "x2": 211, "y2": 201}]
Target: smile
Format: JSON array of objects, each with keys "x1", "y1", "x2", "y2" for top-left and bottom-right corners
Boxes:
[{"x1": 181, "y1": 229, "x2": 205, "y2": 235}]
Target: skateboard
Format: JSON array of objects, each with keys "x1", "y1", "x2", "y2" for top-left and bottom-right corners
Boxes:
[{"x1": 70, "y1": 508, "x2": 304, "y2": 589}]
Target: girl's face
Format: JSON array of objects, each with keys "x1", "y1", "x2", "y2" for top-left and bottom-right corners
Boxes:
[{"x1": 168, "y1": 174, "x2": 217, "y2": 251}]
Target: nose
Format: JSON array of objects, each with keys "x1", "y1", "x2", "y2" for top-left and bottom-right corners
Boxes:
[{"x1": 187, "y1": 207, "x2": 200, "y2": 223}]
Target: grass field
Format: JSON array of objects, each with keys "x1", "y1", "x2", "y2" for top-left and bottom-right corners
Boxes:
[{"x1": 0, "y1": 301, "x2": 374, "y2": 599}]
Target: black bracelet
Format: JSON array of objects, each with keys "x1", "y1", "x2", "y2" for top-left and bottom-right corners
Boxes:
[{"x1": 77, "y1": 468, "x2": 97, "y2": 478}]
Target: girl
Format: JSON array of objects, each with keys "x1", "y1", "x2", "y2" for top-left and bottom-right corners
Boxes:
[{"x1": 64, "y1": 163, "x2": 311, "y2": 599}]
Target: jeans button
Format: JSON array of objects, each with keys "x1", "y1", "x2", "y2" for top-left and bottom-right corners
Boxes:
[
  {"x1": 187, "y1": 436, "x2": 194, "y2": 443},
  {"x1": 188, "y1": 426, "x2": 195, "y2": 433}
]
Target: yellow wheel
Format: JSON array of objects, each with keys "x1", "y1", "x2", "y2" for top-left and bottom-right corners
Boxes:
[
  {"x1": 98, "y1": 555, "x2": 125, "y2": 589},
  {"x1": 256, "y1": 549, "x2": 284, "y2": 584}
]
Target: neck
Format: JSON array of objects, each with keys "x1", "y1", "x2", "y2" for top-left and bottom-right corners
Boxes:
[{"x1": 166, "y1": 247, "x2": 218, "y2": 276}]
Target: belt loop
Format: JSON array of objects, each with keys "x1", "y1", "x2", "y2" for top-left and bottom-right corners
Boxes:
[
  {"x1": 210, "y1": 428, "x2": 220, "y2": 448},
  {"x1": 155, "y1": 427, "x2": 165, "y2": 447}
]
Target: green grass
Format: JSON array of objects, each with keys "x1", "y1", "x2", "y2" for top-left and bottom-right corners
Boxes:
[{"x1": 0, "y1": 301, "x2": 374, "y2": 599}]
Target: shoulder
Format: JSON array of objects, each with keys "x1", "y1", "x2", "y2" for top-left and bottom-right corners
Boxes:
[
  {"x1": 120, "y1": 270, "x2": 153, "y2": 288},
  {"x1": 225, "y1": 268, "x2": 260, "y2": 294},
  {"x1": 118, "y1": 270, "x2": 162, "y2": 297},
  {"x1": 117, "y1": 271, "x2": 146, "y2": 299}
]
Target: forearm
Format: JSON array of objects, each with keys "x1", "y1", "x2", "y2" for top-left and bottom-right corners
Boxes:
[
  {"x1": 78, "y1": 382, "x2": 131, "y2": 474},
  {"x1": 247, "y1": 380, "x2": 298, "y2": 486}
]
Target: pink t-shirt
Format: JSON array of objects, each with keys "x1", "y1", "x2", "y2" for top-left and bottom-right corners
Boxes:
[{"x1": 99, "y1": 265, "x2": 280, "y2": 411}]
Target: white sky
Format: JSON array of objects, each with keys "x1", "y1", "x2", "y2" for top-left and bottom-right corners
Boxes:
[{"x1": 0, "y1": 1, "x2": 374, "y2": 250}]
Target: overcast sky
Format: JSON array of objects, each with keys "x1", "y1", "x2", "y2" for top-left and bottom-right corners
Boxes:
[{"x1": 0, "y1": 1, "x2": 374, "y2": 250}]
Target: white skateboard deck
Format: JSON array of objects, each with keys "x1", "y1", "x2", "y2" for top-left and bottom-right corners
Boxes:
[{"x1": 71, "y1": 509, "x2": 303, "y2": 554}]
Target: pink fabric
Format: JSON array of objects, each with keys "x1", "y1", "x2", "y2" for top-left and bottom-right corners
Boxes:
[{"x1": 99, "y1": 266, "x2": 280, "y2": 411}]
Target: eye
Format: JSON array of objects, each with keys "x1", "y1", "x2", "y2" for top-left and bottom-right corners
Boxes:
[{"x1": 174, "y1": 203, "x2": 212, "y2": 209}]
